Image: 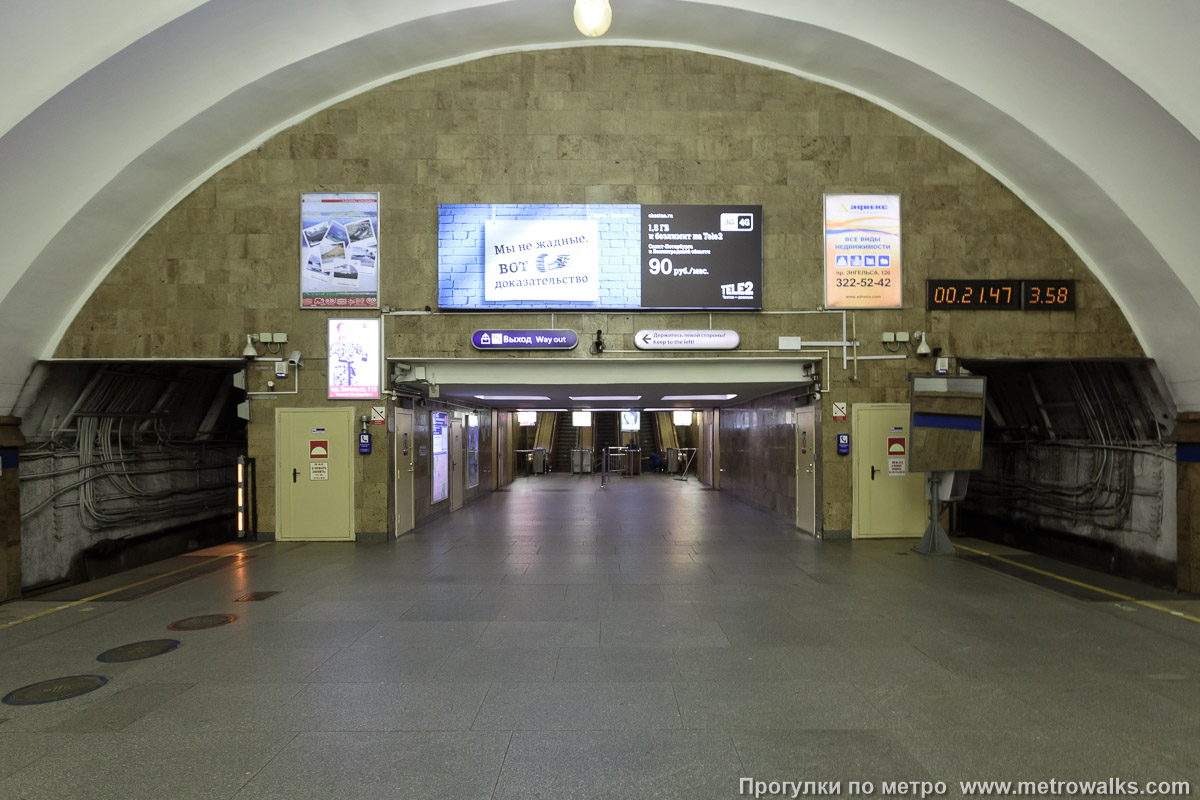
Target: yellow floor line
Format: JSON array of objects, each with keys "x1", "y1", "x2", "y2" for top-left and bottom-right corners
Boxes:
[
  {"x1": 0, "y1": 542, "x2": 271, "y2": 631},
  {"x1": 955, "y1": 542, "x2": 1200, "y2": 625}
]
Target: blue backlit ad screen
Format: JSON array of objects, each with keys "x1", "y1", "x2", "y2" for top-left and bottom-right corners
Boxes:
[{"x1": 437, "y1": 203, "x2": 762, "y2": 310}]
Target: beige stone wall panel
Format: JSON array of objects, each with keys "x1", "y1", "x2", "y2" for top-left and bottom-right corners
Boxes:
[{"x1": 58, "y1": 46, "x2": 1143, "y2": 534}]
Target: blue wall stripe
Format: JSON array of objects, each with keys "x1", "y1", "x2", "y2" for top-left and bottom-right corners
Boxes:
[
  {"x1": 1177, "y1": 444, "x2": 1200, "y2": 463},
  {"x1": 912, "y1": 413, "x2": 983, "y2": 432}
]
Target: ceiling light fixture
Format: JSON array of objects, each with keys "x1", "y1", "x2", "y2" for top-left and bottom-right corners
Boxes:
[
  {"x1": 474, "y1": 395, "x2": 551, "y2": 401},
  {"x1": 660, "y1": 393, "x2": 738, "y2": 401},
  {"x1": 574, "y1": 0, "x2": 612, "y2": 37},
  {"x1": 568, "y1": 395, "x2": 641, "y2": 401}
]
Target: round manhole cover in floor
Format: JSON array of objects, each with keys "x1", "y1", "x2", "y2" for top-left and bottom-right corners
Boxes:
[
  {"x1": 3, "y1": 675, "x2": 107, "y2": 706},
  {"x1": 167, "y1": 613, "x2": 237, "y2": 631},
  {"x1": 97, "y1": 639, "x2": 181, "y2": 663}
]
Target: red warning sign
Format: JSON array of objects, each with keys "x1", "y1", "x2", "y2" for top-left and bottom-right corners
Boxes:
[
  {"x1": 887, "y1": 437, "x2": 906, "y2": 456},
  {"x1": 309, "y1": 440, "x2": 329, "y2": 459}
]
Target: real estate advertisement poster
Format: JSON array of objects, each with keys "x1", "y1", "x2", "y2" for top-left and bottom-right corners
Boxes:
[
  {"x1": 327, "y1": 318, "x2": 380, "y2": 400},
  {"x1": 302, "y1": 192, "x2": 379, "y2": 308},
  {"x1": 823, "y1": 194, "x2": 902, "y2": 309}
]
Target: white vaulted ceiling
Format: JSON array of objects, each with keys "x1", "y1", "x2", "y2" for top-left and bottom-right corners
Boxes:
[{"x1": 2, "y1": 1, "x2": 1198, "y2": 413}]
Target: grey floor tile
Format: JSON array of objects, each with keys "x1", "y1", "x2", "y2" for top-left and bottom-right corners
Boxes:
[
  {"x1": 435, "y1": 647, "x2": 559, "y2": 681},
  {"x1": 496, "y1": 600, "x2": 598, "y2": 621},
  {"x1": 282, "y1": 600, "x2": 415, "y2": 621},
  {"x1": 350, "y1": 620, "x2": 488, "y2": 649},
  {"x1": 234, "y1": 731, "x2": 511, "y2": 800},
  {"x1": 398, "y1": 599, "x2": 504, "y2": 621},
  {"x1": 857, "y1": 674, "x2": 1053, "y2": 730},
  {"x1": 674, "y1": 681, "x2": 885, "y2": 730},
  {"x1": 601, "y1": 618, "x2": 729, "y2": 648},
  {"x1": 555, "y1": 646, "x2": 681, "y2": 682},
  {"x1": 477, "y1": 620, "x2": 600, "y2": 647},
  {"x1": 302, "y1": 645, "x2": 454, "y2": 682},
  {"x1": 0, "y1": 730, "x2": 296, "y2": 800},
  {"x1": 494, "y1": 730, "x2": 744, "y2": 800},
  {"x1": 473, "y1": 681, "x2": 682, "y2": 730},
  {"x1": 0, "y1": 733, "x2": 76, "y2": 781},
  {"x1": 44, "y1": 683, "x2": 192, "y2": 733},
  {"x1": 118, "y1": 644, "x2": 338, "y2": 683},
  {"x1": 674, "y1": 647, "x2": 793, "y2": 681}
]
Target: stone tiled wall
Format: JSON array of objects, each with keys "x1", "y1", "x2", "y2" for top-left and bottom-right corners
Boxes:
[
  {"x1": 55, "y1": 47, "x2": 1144, "y2": 535},
  {"x1": 718, "y1": 392, "x2": 800, "y2": 519}
]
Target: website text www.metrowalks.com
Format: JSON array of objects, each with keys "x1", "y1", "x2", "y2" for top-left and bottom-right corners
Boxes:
[{"x1": 740, "y1": 778, "x2": 1192, "y2": 798}]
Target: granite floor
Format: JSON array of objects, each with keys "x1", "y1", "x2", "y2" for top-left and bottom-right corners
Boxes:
[{"x1": 1, "y1": 473, "x2": 1198, "y2": 799}]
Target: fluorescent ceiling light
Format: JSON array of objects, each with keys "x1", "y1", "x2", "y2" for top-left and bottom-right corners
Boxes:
[
  {"x1": 474, "y1": 395, "x2": 550, "y2": 401},
  {"x1": 568, "y1": 395, "x2": 641, "y2": 401},
  {"x1": 660, "y1": 393, "x2": 737, "y2": 401}
]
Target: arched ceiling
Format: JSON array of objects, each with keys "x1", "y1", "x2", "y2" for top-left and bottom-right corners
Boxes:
[{"x1": 3, "y1": 0, "x2": 1198, "y2": 415}]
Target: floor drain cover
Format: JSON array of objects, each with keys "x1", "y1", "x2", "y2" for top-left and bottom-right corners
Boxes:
[
  {"x1": 167, "y1": 613, "x2": 237, "y2": 631},
  {"x1": 97, "y1": 639, "x2": 181, "y2": 663},
  {"x1": 236, "y1": 591, "x2": 280, "y2": 602},
  {"x1": 3, "y1": 675, "x2": 107, "y2": 706}
]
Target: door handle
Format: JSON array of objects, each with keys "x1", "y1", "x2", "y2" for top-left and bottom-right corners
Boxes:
[
  {"x1": 870, "y1": 465, "x2": 878, "y2": 480},
  {"x1": 293, "y1": 468, "x2": 298, "y2": 483}
]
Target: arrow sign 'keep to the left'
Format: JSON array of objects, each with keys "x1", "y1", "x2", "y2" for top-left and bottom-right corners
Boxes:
[{"x1": 634, "y1": 329, "x2": 740, "y2": 350}]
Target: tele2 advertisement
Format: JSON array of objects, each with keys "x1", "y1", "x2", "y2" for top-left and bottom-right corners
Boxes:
[{"x1": 438, "y1": 203, "x2": 762, "y2": 310}]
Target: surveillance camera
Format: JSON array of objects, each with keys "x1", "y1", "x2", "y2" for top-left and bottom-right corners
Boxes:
[
  {"x1": 287, "y1": 350, "x2": 302, "y2": 366},
  {"x1": 275, "y1": 360, "x2": 290, "y2": 379},
  {"x1": 914, "y1": 331, "x2": 932, "y2": 358}
]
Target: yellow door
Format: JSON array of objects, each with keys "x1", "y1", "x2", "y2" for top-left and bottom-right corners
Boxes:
[
  {"x1": 276, "y1": 407, "x2": 355, "y2": 541},
  {"x1": 852, "y1": 404, "x2": 926, "y2": 538},
  {"x1": 394, "y1": 409, "x2": 414, "y2": 536}
]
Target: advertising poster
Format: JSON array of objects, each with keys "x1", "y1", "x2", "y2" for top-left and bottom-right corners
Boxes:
[
  {"x1": 327, "y1": 318, "x2": 380, "y2": 400},
  {"x1": 438, "y1": 203, "x2": 762, "y2": 310},
  {"x1": 484, "y1": 219, "x2": 600, "y2": 302},
  {"x1": 823, "y1": 194, "x2": 902, "y2": 309},
  {"x1": 467, "y1": 418, "x2": 480, "y2": 489},
  {"x1": 431, "y1": 412, "x2": 449, "y2": 504},
  {"x1": 302, "y1": 192, "x2": 379, "y2": 308}
]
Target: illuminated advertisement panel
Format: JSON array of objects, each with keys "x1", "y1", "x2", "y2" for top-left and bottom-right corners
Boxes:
[
  {"x1": 823, "y1": 194, "x2": 902, "y2": 309},
  {"x1": 302, "y1": 192, "x2": 379, "y2": 308},
  {"x1": 327, "y1": 318, "x2": 380, "y2": 400},
  {"x1": 431, "y1": 411, "x2": 449, "y2": 504},
  {"x1": 438, "y1": 203, "x2": 762, "y2": 310}
]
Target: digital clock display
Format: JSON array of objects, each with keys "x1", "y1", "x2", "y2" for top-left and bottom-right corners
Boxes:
[
  {"x1": 927, "y1": 279, "x2": 1075, "y2": 310},
  {"x1": 1022, "y1": 280, "x2": 1076, "y2": 309}
]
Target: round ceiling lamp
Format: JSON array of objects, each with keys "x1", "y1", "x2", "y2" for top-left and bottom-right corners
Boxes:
[{"x1": 574, "y1": 0, "x2": 612, "y2": 37}]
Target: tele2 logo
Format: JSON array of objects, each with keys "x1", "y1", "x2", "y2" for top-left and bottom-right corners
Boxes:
[{"x1": 721, "y1": 281, "x2": 755, "y2": 300}]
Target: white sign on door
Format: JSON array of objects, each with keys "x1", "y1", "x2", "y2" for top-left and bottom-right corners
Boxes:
[{"x1": 310, "y1": 463, "x2": 329, "y2": 481}]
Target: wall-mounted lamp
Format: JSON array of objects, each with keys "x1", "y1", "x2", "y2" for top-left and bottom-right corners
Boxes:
[
  {"x1": 574, "y1": 0, "x2": 612, "y2": 37},
  {"x1": 242, "y1": 334, "x2": 258, "y2": 359}
]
